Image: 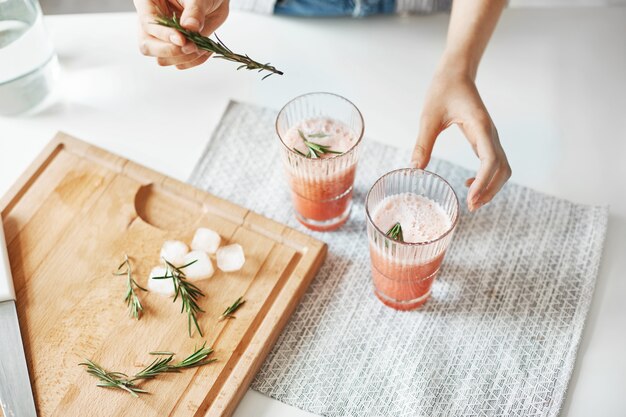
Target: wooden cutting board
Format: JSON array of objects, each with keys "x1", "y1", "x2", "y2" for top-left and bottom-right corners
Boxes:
[{"x1": 0, "y1": 133, "x2": 326, "y2": 417}]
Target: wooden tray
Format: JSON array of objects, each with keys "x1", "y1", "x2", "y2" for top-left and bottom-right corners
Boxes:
[{"x1": 0, "y1": 133, "x2": 326, "y2": 417}]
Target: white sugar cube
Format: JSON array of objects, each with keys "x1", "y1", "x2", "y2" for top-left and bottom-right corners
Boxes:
[
  {"x1": 191, "y1": 227, "x2": 222, "y2": 254},
  {"x1": 148, "y1": 266, "x2": 175, "y2": 296},
  {"x1": 216, "y1": 244, "x2": 245, "y2": 272},
  {"x1": 181, "y1": 250, "x2": 215, "y2": 281},
  {"x1": 160, "y1": 240, "x2": 189, "y2": 266}
]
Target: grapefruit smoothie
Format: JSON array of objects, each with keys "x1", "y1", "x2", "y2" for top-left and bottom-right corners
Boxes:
[
  {"x1": 365, "y1": 169, "x2": 459, "y2": 310},
  {"x1": 276, "y1": 93, "x2": 364, "y2": 231}
]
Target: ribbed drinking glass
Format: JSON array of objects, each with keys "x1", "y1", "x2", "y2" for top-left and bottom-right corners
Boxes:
[
  {"x1": 276, "y1": 92, "x2": 364, "y2": 231},
  {"x1": 365, "y1": 168, "x2": 459, "y2": 310}
]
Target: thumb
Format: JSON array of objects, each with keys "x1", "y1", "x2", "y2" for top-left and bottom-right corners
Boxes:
[
  {"x1": 411, "y1": 114, "x2": 441, "y2": 169},
  {"x1": 180, "y1": 0, "x2": 212, "y2": 31}
]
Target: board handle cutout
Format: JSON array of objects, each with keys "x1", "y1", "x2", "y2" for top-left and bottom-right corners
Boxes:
[{"x1": 134, "y1": 183, "x2": 202, "y2": 231}]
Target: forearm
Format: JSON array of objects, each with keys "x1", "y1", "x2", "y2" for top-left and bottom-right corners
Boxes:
[{"x1": 440, "y1": 0, "x2": 506, "y2": 80}]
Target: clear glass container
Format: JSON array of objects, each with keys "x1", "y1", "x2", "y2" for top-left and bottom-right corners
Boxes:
[
  {"x1": 365, "y1": 168, "x2": 459, "y2": 310},
  {"x1": 0, "y1": 0, "x2": 58, "y2": 115},
  {"x1": 276, "y1": 92, "x2": 364, "y2": 231}
]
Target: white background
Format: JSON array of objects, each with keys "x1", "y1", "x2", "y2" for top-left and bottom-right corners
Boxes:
[{"x1": 0, "y1": 8, "x2": 625, "y2": 417}]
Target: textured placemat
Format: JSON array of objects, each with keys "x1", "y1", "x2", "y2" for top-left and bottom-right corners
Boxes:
[{"x1": 189, "y1": 101, "x2": 608, "y2": 417}]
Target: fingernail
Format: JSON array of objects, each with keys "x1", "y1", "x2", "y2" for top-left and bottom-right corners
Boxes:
[
  {"x1": 182, "y1": 43, "x2": 197, "y2": 54},
  {"x1": 183, "y1": 17, "x2": 200, "y2": 30},
  {"x1": 169, "y1": 35, "x2": 183, "y2": 46}
]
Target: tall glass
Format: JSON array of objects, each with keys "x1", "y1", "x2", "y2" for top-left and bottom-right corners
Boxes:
[
  {"x1": 276, "y1": 92, "x2": 364, "y2": 231},
  {"x1": 365, "y1": 169, "x2": 459, "y2": 310},
  {"x1": 0, "y1": 0, "x2": 58, "y2": 115}
]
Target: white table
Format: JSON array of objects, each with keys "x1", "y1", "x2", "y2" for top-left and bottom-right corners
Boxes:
[{"x1": 1, "y1": 8, "x2": 625, "y2": 417}]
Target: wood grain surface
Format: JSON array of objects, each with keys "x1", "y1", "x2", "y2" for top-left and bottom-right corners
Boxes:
[{"x1": 0, "y1": 133, "x2": 326, "y2": 417}]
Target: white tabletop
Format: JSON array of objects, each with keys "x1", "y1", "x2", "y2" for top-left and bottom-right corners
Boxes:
[{"x1": 1, "y1": 8, "x2": 625, "y2": 417}]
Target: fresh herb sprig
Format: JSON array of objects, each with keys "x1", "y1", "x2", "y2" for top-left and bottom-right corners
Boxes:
[
  {"x1": 169, "y1": 342, "x2": 216, "y2": 370},
  {"x1": 79, "y1": 360, "x2": 146, "y2": 397},
  {"x1": 134, "y1": 342, "x2": 215, "y2": 381},
  {"x1": 294, "y1": 130, "x2": 343, "y2": 159},
  {"x1": 154, "y1": 14, "x2": 283, "y2": 80},
  {"x1": 386, "y1": 222, "x2": 404, "y2": 242},
  {"x1": 219, "y1": 297, "x2": 246, "y2": 322},
  {"x1": 113, "y1": 255, "x2": 147, "y2": 320},
  {"x1": 132, "y1": 355, "x2": 175, "y2": 381},
  {"x1": 154, "y1": 259, "x2": 205, "y2": 337},
  {"x1": 80, "y1": 344, "x2": 216, "y2": 396}
]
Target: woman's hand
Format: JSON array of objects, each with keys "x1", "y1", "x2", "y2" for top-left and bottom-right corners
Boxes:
[
  {"x1": 133, "y1": 0, "x2": 229, "y2": 70},
  {"x1": 412, "y1": 67, "x2": 511, "y2": 212}
]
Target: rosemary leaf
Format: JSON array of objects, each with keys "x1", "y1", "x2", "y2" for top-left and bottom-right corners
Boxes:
[
  {"x1": 113, "y1": 255, "x2": 147, "y2": 320},
  {"x1": 219, "y1": 297, "x2": 246, "y2": 322},
  {"x1": 296, "y1": 129, "x2": 343, "y2": 158},
  {"x1": 386, "y1": 222, "x2": 404, "y2": 242},
  {"x1": 293, "y1": 147, "x2": 307, "y2": 157},
  {"x1": 154, "y1": 14, "x2": 283, "y2": 79},
  {"x1": 79, "y1": 360, "x2": 145, "y2": 397},
  {"x1": 171, "y1": 342, "x2": 217, "y2": 369},
  {"x1": 132, "y1": 356, "x2": 176, "y2": 381},
  {"x1": 307, "y1": 132, "x2": 329, "y2": 138}
]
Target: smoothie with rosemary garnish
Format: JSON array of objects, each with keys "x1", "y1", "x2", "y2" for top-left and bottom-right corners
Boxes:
[
  {"x1": 282, "y1": 118, "x2": 357, "y2": 158},
  {"x1": 280, "y1": 116, "x2": 360, "y2": 231},
  {"x1": 369, "y1": 191, "x2": 454, "y2": 310}
]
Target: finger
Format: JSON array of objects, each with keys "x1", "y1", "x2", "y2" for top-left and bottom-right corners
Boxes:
[
  {"x1": 464, "y1": 121, "x2": 500, "y2": 211},
  {"x1": 469, "y1": 158, "x2": 498, "y2": 211},
  {"x1": 465, "y1": 178, "x2": 475, "y2": 188},
  {"x1": 157, "y1": 51, "x2": 208, "y2": 66},
  {"x1": 180, "y1": 0, "x2": 221, "y2": 31},
  {"x1": 199, "y1": 1, "x2": 229, "y2": 36},
  {"x1": 138, "y1": 36, "x2": 188, "y2": 58},
  {"x1": 145, "y1": 21, "x2": 187, "y2": 46},
  {"x1": 176, "y1": 52, "x2": 212, "y2": 69},
  {"x1": 135, "y1": 0, "x2": 186, "y2": 46},
  {"x1": 474, "y1": 161, "x2": 512, "y2": 208},
  {"x1": 411, "y1": 114, "x2": 442, "y2": 169}
]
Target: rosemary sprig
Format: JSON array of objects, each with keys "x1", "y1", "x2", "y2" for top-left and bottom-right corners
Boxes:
[
  {"x1": 386, "y1": 222, "x2": 404, "y2": 242},
  {"x1": 132, "y1": 343, "x2": 216, "y2": 382},
  {"x1": 153, "y1": 259, "x2": 205, "y2": 337},
  {"x1": 113, "y1": 255, "x2": 147, "y2": 320},
  {"x1": 132, "y1": 355, "x2": 175, "y2": 381},
  {"x1": 79, "y1": 360, "x2": 146, "y2": 397},
  {"x1": 295, "y1": 130, "x2": 343, "y2": 159},
  {"x1": 170, "y1": 342, "x2": 216, "y2": 370},
  {"x1": 154, "y1": 14, "x2": 283, "y2": 80},
  {"x1": 219, "y1": 297, "x2": 245, "y2": 321},
  {"x1": 80, "y1": 344, "x2": 216, "y2": 396}
]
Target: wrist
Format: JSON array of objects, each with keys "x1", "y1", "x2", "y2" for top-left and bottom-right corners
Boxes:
[{"x1": 437, "y1": 49, "x2": 480, "y2": 81}]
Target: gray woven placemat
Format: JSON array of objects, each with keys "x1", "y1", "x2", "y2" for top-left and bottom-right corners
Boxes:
[{"x1": 189, "y1": 101, "x2": 608, "y2": 417}]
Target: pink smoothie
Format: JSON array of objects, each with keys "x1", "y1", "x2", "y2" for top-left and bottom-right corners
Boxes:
[
  {"x1": 370, "y1": 193, "x2": 452, "y2": 310},
  {"x1": 283, "y1": 118, "x2": 359, "y2": 231}
]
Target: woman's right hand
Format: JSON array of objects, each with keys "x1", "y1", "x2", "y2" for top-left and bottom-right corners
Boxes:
[{"x1": 133, "y1": 0, "x2": 229, "y2": 70}]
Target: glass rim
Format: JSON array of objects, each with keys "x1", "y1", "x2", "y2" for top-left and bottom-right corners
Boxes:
[
  {"x1": 365, "y1": 168, "x2": 460, "y2": 247},
  {"x1": 275, "y1": 91, "x2": 365, "y2": 162}
]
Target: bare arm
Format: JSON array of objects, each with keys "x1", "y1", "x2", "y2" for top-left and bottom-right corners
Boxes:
[
  {"x1": 444, "y1": 0, "x2": 505, "y2": 79},
  {"x1": 412, "y1": 0, "x2": 511, "y2": 212}
]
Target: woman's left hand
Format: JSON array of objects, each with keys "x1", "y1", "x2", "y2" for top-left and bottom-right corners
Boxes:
[{"x1": 411, "y1": 68, "x2": 512, "y2": 212}]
